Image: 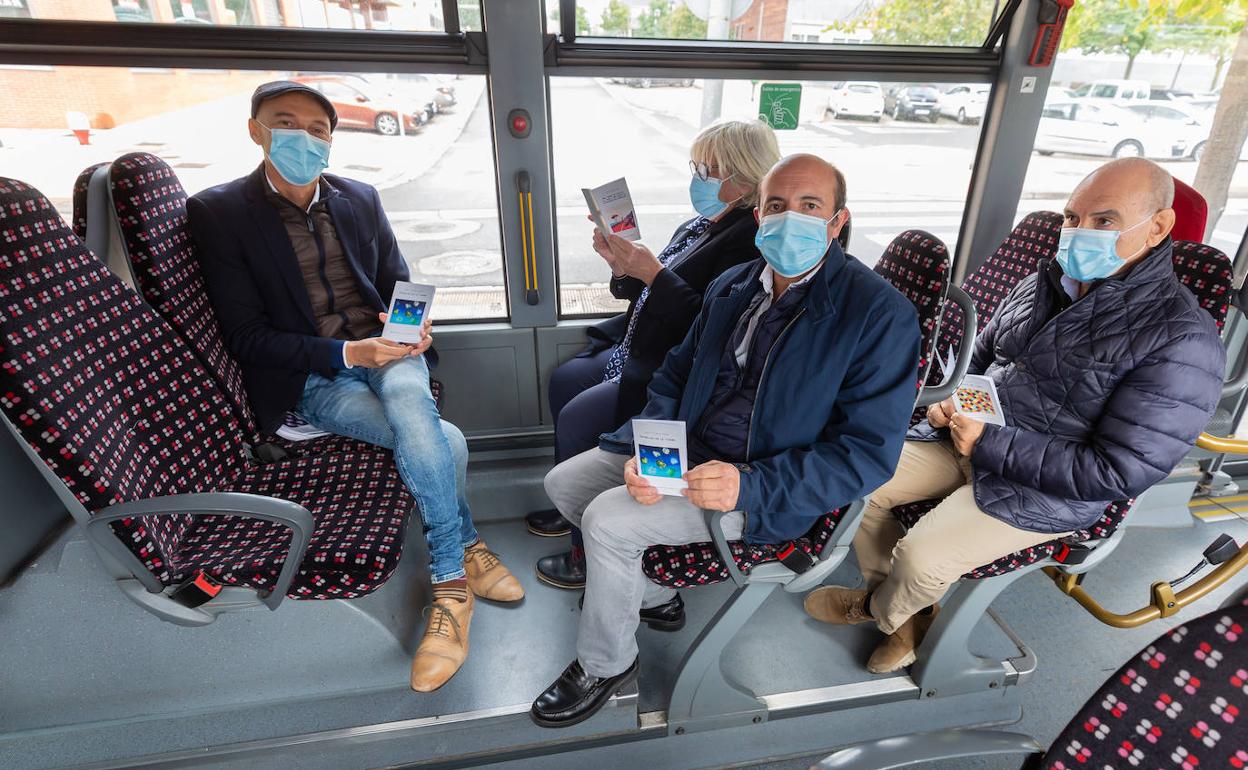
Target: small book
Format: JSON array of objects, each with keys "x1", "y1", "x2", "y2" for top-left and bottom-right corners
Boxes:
[
  {"x1": 632, "y1": 418, "x2": 688, "y2": 496},
  {"x1": 582, "y1": 177, "x2": 640, "y2": 242},
  {"x1": 382, "y1": 281, "x2": 436, "y2": 345},
  {"x1": 952, "y1": 373, "x2": 1006, "y2": 427}
]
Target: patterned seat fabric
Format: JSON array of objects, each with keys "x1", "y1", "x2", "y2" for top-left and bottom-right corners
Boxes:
[
  {"x1": 642, "y1": 231, "x2": 951, "y2": 588},
  {"x1": 894, "y1": 235, "x2": 1234, "y2": 580},
  {"x1": 72, "y1": 162, "x2": 110, "y2": 240},
  {"x1": 1039, "y1": 602, "x2": 1248, "y2": 770},
  {"x1": 107, "y1": 152, "x2": 380, "y2": 456},
  {"x1": 0, "y1": 176, "x2": 412, "y2": 599}
]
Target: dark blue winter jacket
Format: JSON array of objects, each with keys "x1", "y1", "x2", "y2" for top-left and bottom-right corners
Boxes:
[
  {"x1": 600, "y1": 243, "x2": 922, "y2": 545},
  {"x1": 911, "y1": 239, "x2": 1225, "y2": 534}
]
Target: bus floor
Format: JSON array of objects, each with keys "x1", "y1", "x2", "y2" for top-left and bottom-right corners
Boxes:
[{"x1": 0, "y1": 464, "x2": 1245, "y2": 770}]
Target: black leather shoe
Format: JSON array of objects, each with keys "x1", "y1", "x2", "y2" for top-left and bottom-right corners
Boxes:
[
  {"x1": 577, "y1": 593, "x2": 685, "y2": 632},
  {"x1": 525, "y1": 508, "x2": 572, "y2": 537},
  {"x1": 531, "y1": 658, "x2": 639, "y2": 728},
  {"x1": 536, "y1": 549, "x2": 586, "y2": 589}
]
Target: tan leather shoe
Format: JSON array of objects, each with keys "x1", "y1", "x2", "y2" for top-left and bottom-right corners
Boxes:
[
  {"x1": 410, "y1": 591, "x2": 474, "y2": 692},
  {"x1": 465, "y1": 540, "x2": 525, "y2": 602},
  {"x1": 803, "y1": 586, "x2": 873, "y2": 625},
  {"x1": 867, "y1": 605, "x2": 941, "y2": 674}
]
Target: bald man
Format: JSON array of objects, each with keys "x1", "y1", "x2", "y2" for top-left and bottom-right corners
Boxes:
[
  {"x1": 530, "y1": 154, "x2": 921, "y2": 728},
  {"x1": 806, "y1": 158, "x2": 1225, "y2": 674}
]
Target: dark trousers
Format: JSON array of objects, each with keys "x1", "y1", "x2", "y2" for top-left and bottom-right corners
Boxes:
[{"x1": 548, "y1": 346, "x2": 622, "y2": 550}]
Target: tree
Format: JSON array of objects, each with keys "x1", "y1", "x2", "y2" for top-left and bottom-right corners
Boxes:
[
  {"x1": 1193, "y1": 22, "x2": 1248, "y2": 235},
  {"x1": 636, "y1": 0, "x2": 670, "y2": 38},
  {"x1": 601, "y1": 0, "x2": 631, "y2": 36},
  {"x1": 830, "y1": 0, "x2": 997, "y2": 46},
  {"x1": 1062, "y1": 0, "x2": 1158, "y2": 77},
  {"x1": 577, "y1": 6, "x2": 591, "y2": 35},
  {"x1": 665, "y1": 4, "x2": 709, "y2": 39}
]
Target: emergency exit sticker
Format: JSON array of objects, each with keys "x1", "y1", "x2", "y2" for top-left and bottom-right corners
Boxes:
[{"x1": 759, "y1": 83, "x2": 802, "y2": 130}]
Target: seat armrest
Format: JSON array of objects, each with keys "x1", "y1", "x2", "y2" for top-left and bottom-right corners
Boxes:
[
  {"x1": 811, "y1": 728, "x2": 1042, "y2": 770},
  {"x1": 88, "y1": 492, "x2": 316, "y2": 611},
  {"x1": 915, "y1": 285, "x2": 977, "y2": 408},
  {"x1": 704, "y1": 509, "x2": 748, "y2": 587}
]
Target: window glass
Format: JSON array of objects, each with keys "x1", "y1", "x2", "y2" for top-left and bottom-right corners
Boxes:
[
  {"x1": 550, "y1": 76, "x2": 988, "y2": 316},
  {"x1": 0, "y1": 66, "x2": 505, "y2": 321},
  {"x1": 15, "y1": 0, "x2": 471, "y2": 31},
  {"x1": 549, "y1": 0, "x2": 1004, "y2": 48}
]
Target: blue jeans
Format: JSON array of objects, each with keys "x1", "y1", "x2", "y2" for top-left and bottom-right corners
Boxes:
[{"x1": 298, "y1": 354, "x2": 477, "y2": 583}]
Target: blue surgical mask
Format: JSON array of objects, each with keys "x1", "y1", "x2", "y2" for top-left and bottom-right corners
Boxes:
[
  {"x1": 1056, "y1": 217, "x2": 1150, "y2": 282},
  {"x1": 754, "y1": 209, "x2": 841, "y2": 278},
  {"x1": 264, "y1": 126, "x2": 331, "y2": 186},
  {"x1": 689, "y1": 174, "x2": 735, "y2": 219}
]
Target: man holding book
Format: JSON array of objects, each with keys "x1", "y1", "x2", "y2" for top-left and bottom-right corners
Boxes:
[
  {"x1": 530, "y1": 154, "x2": 922, "y2": 728},
  {"x1": 805, "y1": 158, "x2": 1225, "y2": 674},
  {"x1": 188, "y1": 81, "x2": 524, "y2": 695}
]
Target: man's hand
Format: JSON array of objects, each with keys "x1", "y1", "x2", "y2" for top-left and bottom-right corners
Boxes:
[
  {"x1": 624, "y1": 457, "x2": 662, "y2": 506},
  {"x1": 927, "y1": 397, "x2": 956, "y2": 428},
  {"x1": 591, "y1": 225, "x2": 663, "y2": 285},
  {"x1": 682, "y1": 460, "x2": 740, "y2": 512},
  {"x1": 377, "y1": 312, "x2": 433, "y2": 357},
  {"x1": 949, "y1": 413, "x2": 986, "y2": 456},
  {"x1": 344, "y1": 337, "x2": 411, "y2": 368}
]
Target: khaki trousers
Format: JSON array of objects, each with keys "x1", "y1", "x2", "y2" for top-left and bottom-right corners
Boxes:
[{"x1": 853, "y1": 440, "x2": 1067, "y2": 635}]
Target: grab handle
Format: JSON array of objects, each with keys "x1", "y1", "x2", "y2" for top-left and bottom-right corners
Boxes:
[{"x1": 516, "y1": 170, "x2": 539, "y2": 305}]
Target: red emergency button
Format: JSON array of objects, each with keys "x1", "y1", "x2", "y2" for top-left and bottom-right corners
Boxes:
[{"x1": 507, "y1": 108, "x2": 532, "y2": 138}]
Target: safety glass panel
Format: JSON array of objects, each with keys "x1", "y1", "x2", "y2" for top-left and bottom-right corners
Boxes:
[
  {"x1": 548, "y1": 0, "x2": 1006, "y2": 48},
  {"x1": 550, "y1": 76, "x2": 988, "y2": 317},
  {"x1": 7, "y1": 0, "x2": 472, "y2": 31},
  {"x1": 0, "y1": 65, "x2": 506, "y2": 321}
]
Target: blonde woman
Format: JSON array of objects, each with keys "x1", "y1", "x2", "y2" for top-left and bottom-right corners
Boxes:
[{"x1": 528, "y1": 119, "x2": 782, "y2": 590}]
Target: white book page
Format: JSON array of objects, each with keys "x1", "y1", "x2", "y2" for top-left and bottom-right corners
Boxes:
[
  {"x1": 632, "y1": 419, "x2": 688, "y2": 495},
  {"x1": 952, "y1": 373, "x2": 1007, "y2": 426},
  {"x1": 381, "y1": 281, "x2": 436, "y2": 345}
]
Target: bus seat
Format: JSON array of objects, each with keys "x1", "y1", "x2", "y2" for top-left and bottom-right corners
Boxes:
[
  {"x1": 912, "y1": 210, "x2": 1063, "y2": 426},
  {"x1": 1171, "y1": 177, "x2": 1208, "y2": 243},
  {"x1": 813, "y1": 599, "x2": 1248, "y2": 770},
  {"x1": 0, "y1": 176, "x2": 415, "y2": 620},
  {"x1": 71, "y1": 162, "x2": 108, "y2": 240},
  {"x1": 104, "y1": 152, "x2": 382, "y2": 459},
  {"x1": 642, "y1": 229, "x2": 952, "y2": 589},
  {"x1": 892, "y1": 239, "x2": 1234, "y2": 580}
]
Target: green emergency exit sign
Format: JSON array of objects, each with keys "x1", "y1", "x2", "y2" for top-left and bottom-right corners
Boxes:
[{"x1": 758, "y1": 83, "x2": 802, "y2": 130}]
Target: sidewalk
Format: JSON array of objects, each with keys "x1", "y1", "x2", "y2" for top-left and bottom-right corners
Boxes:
[{"x1": 0, "y1": 77, "x2": 486, "y2": 211}]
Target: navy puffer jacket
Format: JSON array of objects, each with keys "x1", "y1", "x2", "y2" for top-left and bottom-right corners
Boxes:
[{"x1": 911, "y1": 240, "x2": 1224, "y2": 533}]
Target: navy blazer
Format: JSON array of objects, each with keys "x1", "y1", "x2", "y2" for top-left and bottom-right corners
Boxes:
[{"x1": 188, "y1": 165, "x2": 410, "y2": 434}]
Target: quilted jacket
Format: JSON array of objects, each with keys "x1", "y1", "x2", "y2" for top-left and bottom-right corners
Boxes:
[{"x1": 911, "y1": 239, "x2": 1224, "y2": 533}]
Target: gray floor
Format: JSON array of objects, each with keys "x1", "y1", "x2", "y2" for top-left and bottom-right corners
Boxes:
[{"x1": 1, "y1": 458, "x2": 1246, "y2": 770}]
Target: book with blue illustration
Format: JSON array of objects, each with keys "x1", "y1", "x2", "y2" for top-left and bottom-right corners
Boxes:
[
  {"x1": 632, "y1": 419, "x2": 688, "y2": 496},
  {"x1": 382, "y1": 281, "x2": 437, "y2": 345}
]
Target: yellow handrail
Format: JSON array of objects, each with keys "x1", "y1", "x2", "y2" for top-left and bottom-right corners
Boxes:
[{"x1": 1195, "y1": 432, "x2": 1248, "y2": 454}]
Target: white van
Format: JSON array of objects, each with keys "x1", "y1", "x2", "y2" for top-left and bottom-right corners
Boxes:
[{"x1": 1071, "y1": 79, "x2": 1152, "y2": 103}]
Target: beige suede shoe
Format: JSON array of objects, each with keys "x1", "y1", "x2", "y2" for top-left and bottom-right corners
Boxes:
[
  {"x1": 465, "y1": 540, "x2": 525, "y2": 602},
  {"x1": 803, "y1": 586, "x2": 873, "y2": 625},
  {"x1": 867, "y1": 605, "x2": 941, "y2": 674},
  {"x1": 410, "y1": 589, "x2": 474, "y2": 692}
]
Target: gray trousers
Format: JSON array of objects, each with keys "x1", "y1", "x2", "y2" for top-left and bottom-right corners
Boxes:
[{"x1": 544, "y1": 448, "x2": 745, "y2": 677}]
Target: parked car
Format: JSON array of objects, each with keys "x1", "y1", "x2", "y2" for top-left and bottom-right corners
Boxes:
[
  {"x1": 1149, "y1": 88, "x2": 1195, "y2": 102},
  {"x1": 1045, "y1": 86, "x2": 1076, "y2": 103},
  {"x1": 884, "y1": 85, "x2": 940, "y2": 121},
  {"x1": 938, "y1": 85, "x2": 990, "y2": 124},
  {"x1": 1070, "y1": 79, "x2": 1151, "y2": 103},
  {"x1": 827, "y1": 81, "x2": 884, "y2": 121},
  {"x1": 395, "y1": 73, "x2": 458, "y2": 111},
  {"x1": 624, "y1": 77, "x2": 694, "y2": 88},
  {"x1": 339, "y1": 73, "x2": 441, "y2": 122},
  {"x1": 1034, "y1": 100, "x2": 1188, "y2": 159},
  {"x1": 1122, "y1": 101, "x2": 1248, "y2": 162},
  {"x1": 291, "y1": 75, "x2": 427, "y2": 136}
]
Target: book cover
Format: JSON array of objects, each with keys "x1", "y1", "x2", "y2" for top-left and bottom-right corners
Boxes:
[
  {"x1": 381, "y1": 281, "x2": 437, "y2": 345},
  {"x1": 952, "y1": 373, "x2": 1007, "y2": 427},
  {"x1": 632, "y1": 419, "x2": 688, "y2": 496},
  {"x1": 581, "y1": 177, "x2": 640, "y2": 242}
]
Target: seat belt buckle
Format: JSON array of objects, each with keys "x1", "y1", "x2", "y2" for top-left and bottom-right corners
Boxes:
[
  {"x1": 1052, "y1": 542, "x2": 1092, "y2": 566},
  {"x1": 776, "y1": 542, "x2": 816, "y2": 574},
  {"x1": 170, "y1": 570, "x2": 223, "y2": 608}
]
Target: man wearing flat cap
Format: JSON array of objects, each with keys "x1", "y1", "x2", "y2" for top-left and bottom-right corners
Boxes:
[{"x1": 189, "y1": 80, "x2": 524, "y2": 693}]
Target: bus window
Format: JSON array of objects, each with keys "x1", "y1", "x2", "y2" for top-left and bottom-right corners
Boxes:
[
  {"x1": 0, "y1": 66, "x2": 506, "y2": 321},
  {"x1": 1025, "y1": 0, "x2": 1248, "y2": 260},
  {"x1": 548, "y1": 0, "x2": 1006, "y2": 48},
  {"x1": 18, "y1": 0, "x2": 460, "y2": 31},
  {"x1": 548, "y1": 76, "x2": 989, "y2": 317}
]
